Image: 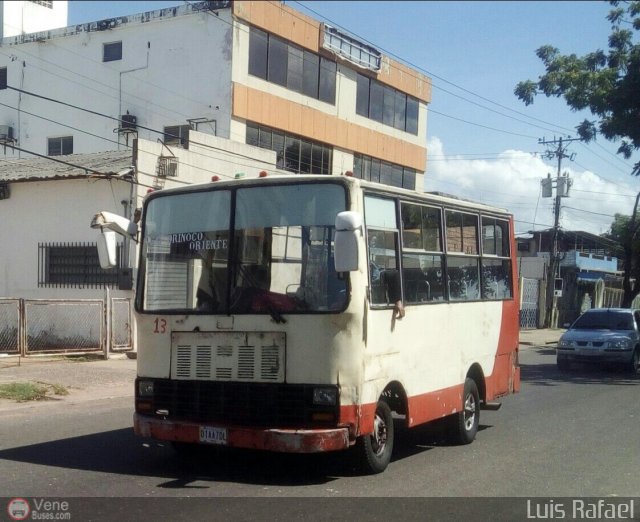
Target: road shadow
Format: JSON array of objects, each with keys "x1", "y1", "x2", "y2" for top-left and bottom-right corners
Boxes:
[{"x1": 0, "y1": 418, "x2": 485, "y2": 488}]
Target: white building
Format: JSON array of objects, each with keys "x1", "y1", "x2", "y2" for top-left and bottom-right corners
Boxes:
[
  {"x1": 0, "y1": 0, "x2": 430, "y2": 187},
  {"x1": 0, "y1": 0, "x2": 431, "y2": 354},
  {"x1": 0, "y1": 1, "x2": 67, "y2": 38},
  {"x1": 0, "y1": 132, "x2": 280, "y2": 354}
]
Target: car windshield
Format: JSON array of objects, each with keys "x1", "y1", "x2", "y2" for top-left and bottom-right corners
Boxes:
[{"x1": 571, "y1": 311, "x2": 635, "y2": 331}]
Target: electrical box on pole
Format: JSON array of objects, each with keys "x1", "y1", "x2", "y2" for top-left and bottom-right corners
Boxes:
[
  {"x1": 554, "y1": 277, "x2": 564, "y2": 297},
  {"x1": 541, "y1": 175, "x2": 553, "y2": 198},
  {"x1": 557, "y1": 175, "x2": 572, "y2": 197}
]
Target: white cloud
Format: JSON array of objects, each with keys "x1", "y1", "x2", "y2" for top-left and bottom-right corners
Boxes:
[{"x1": 424, "y1": 137, "x2": 637, "y2": 236}]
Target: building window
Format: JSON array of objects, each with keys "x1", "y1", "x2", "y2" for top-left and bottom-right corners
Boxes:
[
  {"x1": 246, "y1": 122, "x2": 332, "y2": 174},
  {"x1": 38, "y1": 242, "x2": 121, "y2": 288},
  {"x1": 47, "y1": 136, "x2": 73, "y2": 156},
  {"x1": 248, "y1": 27, "x2": 337, "y2": 105},
  {"x1": 103, "y1": 41, "x2": 122, "y2": 62},
  {"x1": 353, "y1": 153, "x2": 416, "y2": 190},
  {"x1": 163, "y1": 125, "x2": 190, "y2": 148},
  {"x1": 356, "y1": 72, "x2": 419, "y2": 135}
]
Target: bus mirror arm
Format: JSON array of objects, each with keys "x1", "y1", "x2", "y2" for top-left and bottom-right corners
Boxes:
[
  {"x1": 90, "y1": 211, "x2": 137, "y2": 270},
  {"x1": 334, "y1": 211, "x2": 363, "y2": 273}
]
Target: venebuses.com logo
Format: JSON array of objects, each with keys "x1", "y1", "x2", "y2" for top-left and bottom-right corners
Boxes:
[
  {"x1": 7, "y1": 498, "x2": 30, "y2": 521},
  {"x1": 6, "y1": 498, "x2": 71, "y2": 520}
]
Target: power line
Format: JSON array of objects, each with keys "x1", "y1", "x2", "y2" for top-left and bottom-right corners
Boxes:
[
  {"x1": 562, "y1": 206, "x2": 616, "y2": 218},
  {"x1": 428, "y1": 109, "x2": 538, "y2": 139}
]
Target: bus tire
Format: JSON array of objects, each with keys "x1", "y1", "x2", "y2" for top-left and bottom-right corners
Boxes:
[
  {"x1": 451, "y1": 378, "x2": 479, "y2": 445},
  {"x1": 357, "y1": 400, "x2": 394, "y2": 474}
]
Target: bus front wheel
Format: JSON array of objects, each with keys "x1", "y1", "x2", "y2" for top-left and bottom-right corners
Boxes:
[
  {"x1": 450, "y1": 378, "x2": 479, "y2": 445},
  {"x1": 356, "y1": 400, "x2": 394, "y2": 474}
]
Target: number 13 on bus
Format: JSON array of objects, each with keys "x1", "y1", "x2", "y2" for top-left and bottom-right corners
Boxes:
[{"x1": 92, "y1": 174, "x2": 520, "y2": 474}]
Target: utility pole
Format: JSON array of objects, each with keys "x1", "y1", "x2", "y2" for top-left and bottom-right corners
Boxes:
[{"x1": 539, "y1": 136, "x2": 579, "y2": 328}]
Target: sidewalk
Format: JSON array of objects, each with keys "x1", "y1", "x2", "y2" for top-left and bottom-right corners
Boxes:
[{"x1": 0, "y1": 354, "x2": 136, "y2": 412}]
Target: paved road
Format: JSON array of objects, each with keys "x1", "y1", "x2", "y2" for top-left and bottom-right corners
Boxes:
[{"x1": 0, "y1": 345, "x2": 638, "y2": 519}]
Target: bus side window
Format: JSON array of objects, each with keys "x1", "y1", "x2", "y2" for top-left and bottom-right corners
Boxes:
[{"x1": 367, "y1": 229, "x2": 400, "y2": 306}]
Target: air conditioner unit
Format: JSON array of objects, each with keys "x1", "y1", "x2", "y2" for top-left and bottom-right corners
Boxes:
[
  {"x1": 120, "y1": 114, "x2": 137, "y2": 130},
  {"x1": 0, "y1": 125, "x2": 14, "y2": 141}
]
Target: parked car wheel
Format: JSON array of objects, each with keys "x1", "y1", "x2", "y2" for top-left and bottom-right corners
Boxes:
[{"x1": 628, "y1": 349, "x2": 640, "y2": 375}]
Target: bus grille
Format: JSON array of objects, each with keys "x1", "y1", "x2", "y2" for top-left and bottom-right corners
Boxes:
[
  {"x1": 171, "y1": 331, "x2": 285, "y2": 383},
  {"x1": 148, "y1": 380, "x2": 335, "y2": 427}
]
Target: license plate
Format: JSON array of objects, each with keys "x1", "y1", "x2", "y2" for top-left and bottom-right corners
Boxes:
[
  {"x1": 199, "y1": 426, "x2": 227, "y2": 445},
  {"x1": 578, "y1": 349, "x2": 598, "y2": 356}
]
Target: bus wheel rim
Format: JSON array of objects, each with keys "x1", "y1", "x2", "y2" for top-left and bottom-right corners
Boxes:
[
  {"x1": 371, "y1": 411, "x2": 388, "y2": 455},
  {"x1": 464, "y1": 393, "x2": 476, "y2": 431}
]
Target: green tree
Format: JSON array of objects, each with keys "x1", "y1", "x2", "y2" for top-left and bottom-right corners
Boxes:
[{"x1": 515, "y1": 0, "x2": 640, "y2": 306}]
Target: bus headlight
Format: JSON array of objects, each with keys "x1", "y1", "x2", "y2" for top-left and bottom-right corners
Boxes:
[
  {"x1": 313, "y1": 387, "x2": 337, "y2": 406},
  {"x1": 138, "y1": 380, "x2": 154, "y2": 397}
]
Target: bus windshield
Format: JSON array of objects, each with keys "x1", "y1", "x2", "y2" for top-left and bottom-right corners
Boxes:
[{"x1": 139, "y1": 182, "x2": 348, "y2": 315}]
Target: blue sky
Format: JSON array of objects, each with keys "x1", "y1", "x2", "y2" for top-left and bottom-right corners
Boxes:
[{"x1": 68, "y1": 1, "x2": 640, "y2": 236}]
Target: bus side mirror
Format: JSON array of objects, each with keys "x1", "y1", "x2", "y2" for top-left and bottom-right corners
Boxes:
[
  {"x1": 334, "y1": 211, "x2": 363, "y2": 272},
  {"x1": 97, "y1": 230, "x2": 118, "y2": 269},
  {"x1": 90, "y1": 210, "x2": 137, "y2": 270}
]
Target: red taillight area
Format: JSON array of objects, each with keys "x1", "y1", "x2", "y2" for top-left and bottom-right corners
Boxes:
[
  {"x1": 136, "y1": 400, "x2": 153, "y2": 413},
  {"x1": 211, "y1": 175, "x2": 220, "y2": 182},
  {"x1": 311, "y1": 412, "x2": 336, "y2": 423},
  {"x1": 259, "y1": 170, "x2": 268, "y2": 178}
]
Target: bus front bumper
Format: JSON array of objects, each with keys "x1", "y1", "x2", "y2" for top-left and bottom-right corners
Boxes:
[{"x1": 134, "y1": 413, "x2": 351, "y2": 453}]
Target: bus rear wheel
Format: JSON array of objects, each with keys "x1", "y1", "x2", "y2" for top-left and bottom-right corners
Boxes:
[
  {"x1": 357, "y1": 400, "x2": 394, "y2": 474},
  {"x1": 450, "y1": 378, "x2": 479, "y2": 445}
]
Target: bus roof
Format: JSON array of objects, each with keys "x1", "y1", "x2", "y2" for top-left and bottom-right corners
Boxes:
[{"x1": 143, "y1": 173, "x2": 512, "y2": 217}]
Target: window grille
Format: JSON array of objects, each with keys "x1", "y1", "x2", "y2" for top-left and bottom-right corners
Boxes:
[
  {"x1": 157, "y1": 156, "x2": 179, "y2": 178},
  {"x1": 38, "y1": 242, "x2": 122, "y2": 288}
]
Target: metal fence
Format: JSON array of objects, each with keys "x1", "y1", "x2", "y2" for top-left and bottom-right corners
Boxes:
[
  {"x1": 0, "y1": 297, "x2": 132, "y2": 356},
  {"x1": 111, "y1": 297, "x2": 132, "y2": 350},
  {"x1": 0, "y1": 299, "x2": 20, "y2": 354},
  {"x1": 603, "y1": 287, "x2": 624, "y2": 309},
  {"x1": 520, "y1": 277, "x2": 539, "y2": 329}
]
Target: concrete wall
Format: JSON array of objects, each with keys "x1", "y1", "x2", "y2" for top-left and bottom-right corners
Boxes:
[{"x1": 0, "y1": 176, "x2": 131, "y2": 299}]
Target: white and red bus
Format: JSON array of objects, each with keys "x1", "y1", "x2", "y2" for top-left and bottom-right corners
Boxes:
[{"x1": 94, "y1": 173, "x2": 520, "y2": 473}]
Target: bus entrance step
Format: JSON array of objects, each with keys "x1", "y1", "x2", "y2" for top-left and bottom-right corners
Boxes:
[{"x1": 481, "y1": 401, "x2": 502, "y2": 411}]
